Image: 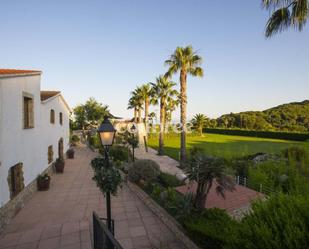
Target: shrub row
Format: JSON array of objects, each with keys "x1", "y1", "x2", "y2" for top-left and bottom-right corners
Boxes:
[{"x1": 203, "y1": 128, "x2": 309, "y2": 141}]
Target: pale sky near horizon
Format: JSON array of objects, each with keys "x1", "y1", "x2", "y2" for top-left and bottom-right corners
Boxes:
[{"x1": 1, "y1": 0, "x2": 308, "y2": 120}]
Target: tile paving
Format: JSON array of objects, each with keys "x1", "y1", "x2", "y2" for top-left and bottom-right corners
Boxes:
[{"x1": 0, "y1": 145, "x2": 186, "y2": 249}]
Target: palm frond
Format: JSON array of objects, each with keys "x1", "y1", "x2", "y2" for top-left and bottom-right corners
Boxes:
[{"x1": 265, "y1": 7, "x2": 291, "y2": 37}]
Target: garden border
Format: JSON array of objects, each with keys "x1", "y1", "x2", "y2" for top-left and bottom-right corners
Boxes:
[{"x1": 126, "y1": 181, "x2": 200, "y2": 249}]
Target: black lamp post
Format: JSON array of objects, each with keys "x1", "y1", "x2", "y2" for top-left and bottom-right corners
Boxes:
[{"x1": 97, "y1": 116, "x2": 116, "y2": 233}]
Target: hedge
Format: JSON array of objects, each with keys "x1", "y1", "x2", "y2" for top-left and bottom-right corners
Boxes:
[{"x1": 203, "y1": 128, "x2": 309, "y2": 141}]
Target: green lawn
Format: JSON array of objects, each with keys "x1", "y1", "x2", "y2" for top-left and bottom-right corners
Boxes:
[{"x1": 147, "y1": 133, "x2": 308, "y2": 160}]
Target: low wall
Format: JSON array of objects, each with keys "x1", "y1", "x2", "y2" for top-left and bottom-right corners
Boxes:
[
  {"x1": 126, "y1": 181, "x2": 200, "y2": 249},
  {"x1": 0, "y1": 163, "x2": 54, "y2": 234}
]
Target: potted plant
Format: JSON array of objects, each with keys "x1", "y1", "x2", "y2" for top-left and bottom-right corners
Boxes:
[
  {"x1": 55, "y1": 157, "x2": 65, "y2": 173},
  {"x1": 37, "y1": 173, "x2": 51, "y2": 191},
  {"x1": 67, "y1": 148, "x2": 75, "y2": 159}
]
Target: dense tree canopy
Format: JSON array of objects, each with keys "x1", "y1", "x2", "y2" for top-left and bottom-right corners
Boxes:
[
  {"x1": 208, "y1": 100, "x2": 309, "y2": 132},
  {"x1": 73, "y1": 97, "x2": 110, "y2": 129}
]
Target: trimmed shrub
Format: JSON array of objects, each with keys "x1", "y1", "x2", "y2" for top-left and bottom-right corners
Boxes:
[
  {"x1": 203, "y1": 128, "x2": 309, "y2": 141},
  {"x1": 184, "y1": 208, "x2": 237, "y2": 249},
  {"x1": 128, "y1": 159, "x2": 160, "y2": 183},
  {"x1": 157, "y1": 172, "x2": 182, "y2": 188}
]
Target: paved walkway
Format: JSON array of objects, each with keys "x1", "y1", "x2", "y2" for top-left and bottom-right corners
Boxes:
[
  {"x1": 0, "y1": 145, "x2": 186, "y2": 249},
  {"x1": 135, "y1": 147, "x2": 186, "y2": 180}
]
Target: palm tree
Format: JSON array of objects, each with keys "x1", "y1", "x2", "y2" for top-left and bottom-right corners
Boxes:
[
  {"x1": 191, "y1": 114, "x2": 208, "y2": 136},
  {"x1": 130, "y1": 87, "x2": 144, "y2": 123},
  {"x1": 165, "y1": 45, "x2": 204, "y2": 165},
  {"x1": 151, "y1": 76, "x2": 178, "y2": 155},
  {"x1": 166, "y1": 95, "x2": 180, "y2": 125},
  {"x1": 263, "y1": 0, "x2": 308, "y2": 37},
  {"x1": 140, "y1": 83, "x2": 155, "y2": 129},
  {"x1": 184, "y1": 149, "x2": 235, "y2": 209},
  {"x1": 128, "y1": 95, "x2": 142, "y2": 123}
]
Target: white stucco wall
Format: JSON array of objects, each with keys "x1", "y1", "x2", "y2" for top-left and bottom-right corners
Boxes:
[{"x1": 0, "y1": 75, "x2": 70, "y2": 207}]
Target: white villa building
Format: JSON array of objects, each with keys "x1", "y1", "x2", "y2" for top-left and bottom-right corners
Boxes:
[{"x1": 0, "y1": 69, "x2": 70, "y2": 231}]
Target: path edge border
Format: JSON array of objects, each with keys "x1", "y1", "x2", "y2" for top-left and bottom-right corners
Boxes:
[{"x1": 126, "y1": 181, "x2": 200, "y2": 249}]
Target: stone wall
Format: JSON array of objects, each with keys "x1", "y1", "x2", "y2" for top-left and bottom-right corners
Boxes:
[{"x1": 0, "y1": 163, "x2": 54, "y2": 234}]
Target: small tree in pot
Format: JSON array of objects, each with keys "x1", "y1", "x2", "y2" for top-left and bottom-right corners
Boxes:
[
  {"x1": 37, "y1": 173, "x2": 51, "y2": 191},
  {"x1": 91, "y1": 157, "x2": 122, "y2": 195},
  {"x1": 55, "y1": 157, "x2": 65, "y2": 173}
]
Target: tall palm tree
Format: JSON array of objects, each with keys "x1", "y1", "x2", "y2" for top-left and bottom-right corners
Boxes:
[
  {"x1": 151, "y1": 76, "x2": 178, "y2": 155},
  {"x1": 191, "y1": 113, "x2": 208, "y2": 136},
  {"x1": 165, "y1": 45, "x2": 204, "y2": 165},
  {"x1": 263, "y1": 0, "x2": 308, "y2": 37},
  {"x1": 128, "y1": 95, "x2": 142, "y2": 123},
  {"x1": 130, "y1": 87, "x2": 144, "y2": 123},
  {"x1": 140, "y1": 83, "x2": 155, "y2": 129}
]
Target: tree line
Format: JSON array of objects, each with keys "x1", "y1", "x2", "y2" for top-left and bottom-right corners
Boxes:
[{"x1": 191, "y1": 100, "x2": 309, "y2": 133}]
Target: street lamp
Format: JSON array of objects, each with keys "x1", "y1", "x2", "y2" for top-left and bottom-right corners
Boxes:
[{"x1": 97, "y1": 116, "x2": 116, "y2": 233}]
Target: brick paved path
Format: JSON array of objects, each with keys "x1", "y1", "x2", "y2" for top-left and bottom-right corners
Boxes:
[{"x1": 0, "y1": 145, "x2": 186, "y2": 249}]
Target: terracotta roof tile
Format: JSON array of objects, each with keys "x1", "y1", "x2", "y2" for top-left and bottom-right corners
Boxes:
[
  {"x1": 41, "y1": 91, "x2": 61, "y2": 101},
  {"x1": 0, "y1": 69, "x2": 41, "y2": 77}
]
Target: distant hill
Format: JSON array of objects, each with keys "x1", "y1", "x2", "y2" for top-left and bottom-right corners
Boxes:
[{"x1": 209, "y1": 100, "x2": 309, "y2": 132}]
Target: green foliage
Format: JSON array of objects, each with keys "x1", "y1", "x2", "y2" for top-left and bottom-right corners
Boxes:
[
  {"x1": 157, "y1": 172, "x2": 182, "y2": 188},
  {"x1": 91, "y1": 157, "x2": 122, "y2": 195},
  {"x1": 207, "y1": 100, "x2": 309, "y2": 133},
  {"x1": 73, "y1": 97, "x2": 110, "y2": 129},
  {"x1": 185, "y1": 149, "x2": 235, "y2": 209},
  {"x1": 70, "y1": 135, "x2": 80, "y2": 146},
  {"x1": 88, "y1": 134, "x2": 101, "y2": 148},
  {"x1": 128, "y1": 159, "x2": 160, "y2": 183},
  {"x1": 109, "y1": 145, "x2": 129, "y2": 162},
  {"x1": 226, "y1": 194, "x2": 309, "y2": 249},
  {"x1": 191, "y1": 113, "x2": 209, "y2": 135},
  {"x1": 283, "y1": 146, "x2": 308, "y2": 161},
  {"x1": 184, "y1": 208, "x2": 237, "y2": 249},
  {"x1": 262, "y1": 0, "x2": 308, "y2": 38}
]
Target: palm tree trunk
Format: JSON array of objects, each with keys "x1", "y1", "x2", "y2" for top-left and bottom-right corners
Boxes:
[
  {"x1": 134, "y1": 108, "x2": 137, "y2": 123},
  {"x1": 138, "y1": 108, "x2": 142, "y2": 123},
  {"x1": 145, "y1": 98, "x2": 149, "y2": 130},
  {"x1": 180, "y1": 68, "x2": 187, "y2": 165},
  {"x1": 158, "y1": 99, "x2": 165, "y2": 155}
]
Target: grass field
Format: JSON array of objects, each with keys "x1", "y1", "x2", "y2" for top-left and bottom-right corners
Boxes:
[{"x1": 147, "y1": 133, "x2": 309, "y2": 160}]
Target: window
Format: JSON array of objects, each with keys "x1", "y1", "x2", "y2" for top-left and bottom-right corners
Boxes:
[
  {"x1": 50, "y1": 109, "x2": 55, "y2": 124},
  {"x1": 23, "y1": 93, "x2": 34, "y2": 129},
  {"x1": 48, "y1": 145, "x2": 53, "y2": 163},
  {"x1": 8, "y1": 163, "x2": 24, "y2": 199},
  {"x1": 59, "y1": 112, "x2": 63, "y2": 125}
]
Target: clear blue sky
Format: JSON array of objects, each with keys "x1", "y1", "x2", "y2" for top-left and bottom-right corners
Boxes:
[{"x1": 1, "y1": 0, "x2": 308, "y2": 119}]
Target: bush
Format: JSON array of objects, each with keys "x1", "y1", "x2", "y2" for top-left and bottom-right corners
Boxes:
[
  {"x1": 88, "y1": 134, "x2": 101, "y2": 148},
  {"x1": 157, "y1": 172, "x2": 182, "y2": 188},
  {"x1": 203, "y1": 128, "x2": 309, "y2": 141},
  {"x1": 109, "y1": 145, "x2": 129, "y2": 162},
  {"x1": 226, "y1": 194, "x2": 309, "y2": 249},
  {"x1": 283, "y1": 146, "x2": 308, "y2": 162},
  {"x1": 70, "y1": 134, "x2": 80, "y2": 144},
  {"x1": 128, "y1": 159, "x2": 160, "y2": 183},
  {"x1": 184, "y1": 208, "x2": 237, "y2": 249}
]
